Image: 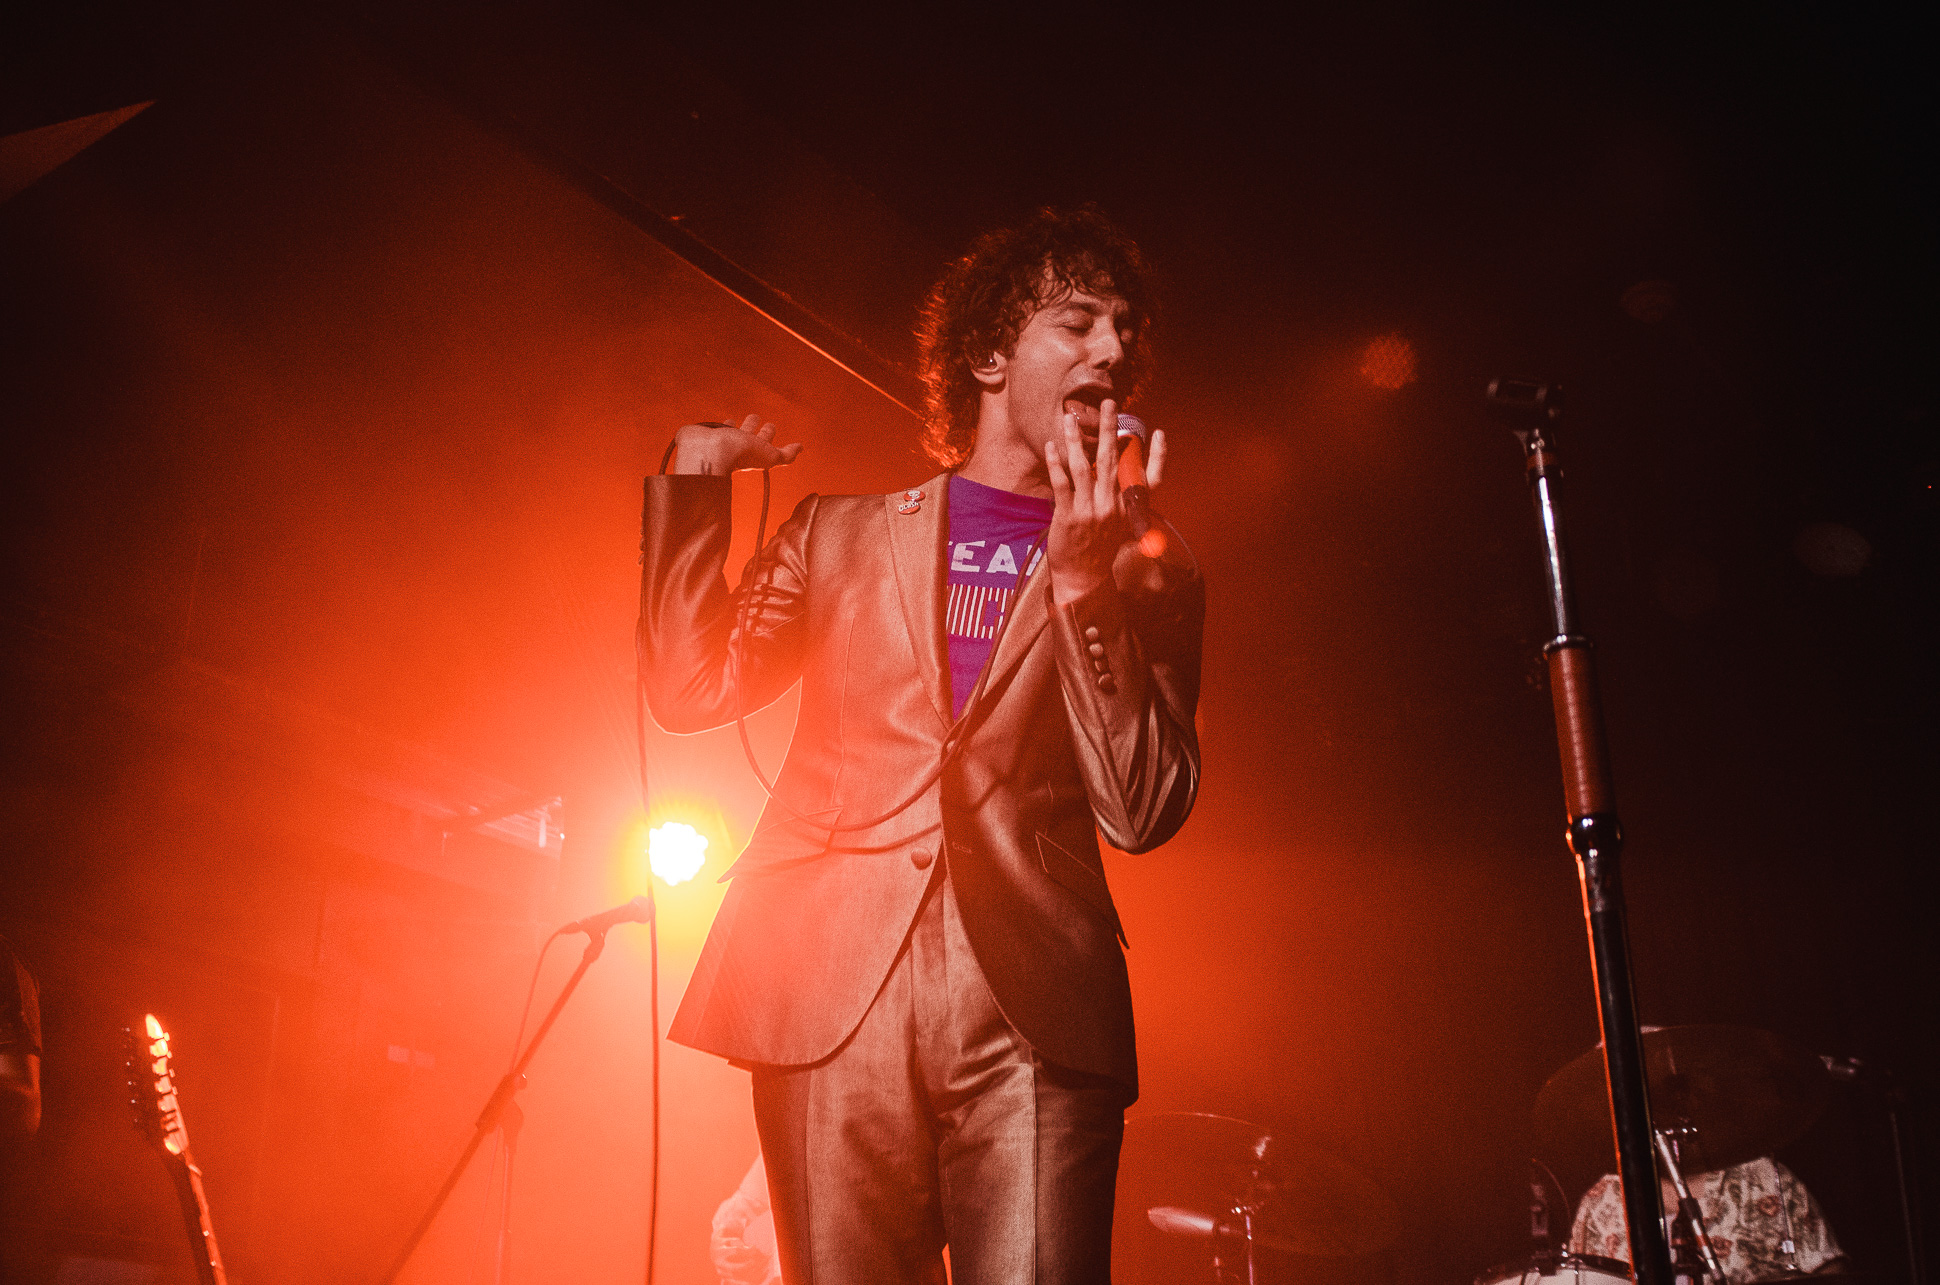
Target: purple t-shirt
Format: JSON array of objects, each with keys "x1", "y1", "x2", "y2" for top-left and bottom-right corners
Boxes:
[{"x1": 946, "y1": 475, "x2": 1050, "y2": 717}]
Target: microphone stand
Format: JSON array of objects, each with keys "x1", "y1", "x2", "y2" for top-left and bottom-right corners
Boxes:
[
  {"x1": 380, "y1": 921, "x2": 634, "y2": 1284},
  {"x1": 1493, "y1": 379, "x2": 1674, "y2": 1285}
]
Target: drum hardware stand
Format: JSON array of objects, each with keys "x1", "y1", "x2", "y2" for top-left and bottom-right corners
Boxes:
[
  {"x1": 1653, "y1": 1128, "x2": 1726, "y2": 1283},
  {"x1": 1209, "y1": 1204, "x2": 1260, "y2": 1285},
  {"x1": 1491, "y1": 378, "x2": 1674, "y2": 1285},
  {"x1": 1210, "y1": 1137, "x2": 1272, "y2": 1285},
  {"x1": 1825, "y1": 1054, "x2": 1927, "y2": 1285},
  {"x1": 1773, "y1": 1149, "x2": 1804, "y2": 1278},
  {"x1": 1530, "y1": 1155, "x2": 1574, "y2": 1253},
  {"x1": 1883, "y1": 1081, "x2": 1929, "y2": 1285},
  {"x1": 1529, "y1": 1160, "x2": 1555, "y2": 1250}
]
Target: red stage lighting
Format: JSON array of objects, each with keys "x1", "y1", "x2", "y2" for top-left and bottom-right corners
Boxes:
[{"x1": 1358, "y1": 334, "x2": 1417, "y2": 390}]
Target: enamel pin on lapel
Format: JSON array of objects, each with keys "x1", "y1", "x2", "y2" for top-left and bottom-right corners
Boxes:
[{"x1": 897, "y1": 488, "x2": 924, "y2": 515}]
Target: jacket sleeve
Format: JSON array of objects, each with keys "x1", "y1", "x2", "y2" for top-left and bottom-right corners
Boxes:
[
  {"x1": 638, "y1": 473, "x2": 820, "y2": 735},
  {"x1": 1049, "y1": 554, "x2": 1206, "y2": 853}
]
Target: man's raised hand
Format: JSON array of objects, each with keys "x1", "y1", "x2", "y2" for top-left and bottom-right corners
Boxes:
[
  {"x1": 1044, "y1": 398, "x2": 1167, "y2": 606},
  {"x1": 670, "y1": 414, "x2": 803, "y2": 475}
]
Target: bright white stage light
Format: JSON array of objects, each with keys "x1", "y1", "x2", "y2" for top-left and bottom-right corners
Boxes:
[{"x1": 648, "y1": 821, "x2": 709, "y2": 886}]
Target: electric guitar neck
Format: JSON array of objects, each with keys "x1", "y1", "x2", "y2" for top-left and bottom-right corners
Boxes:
[{"x1": 124, "y1": 1015, "x2": 229, "y2": 1285}]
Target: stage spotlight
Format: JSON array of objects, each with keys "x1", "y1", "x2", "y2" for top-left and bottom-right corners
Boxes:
[
  {"x1": 648, "y1": 821, "x2": 709, "y2": 886},
  {"x1": 1359, "y1": 334, "x2": 1417, "y2": 390}
]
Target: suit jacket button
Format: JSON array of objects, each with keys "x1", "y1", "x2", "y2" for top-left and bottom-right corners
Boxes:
[
  {"x1": 911, "y1": 849, "x2": 934, "y2": 870},
  {"x1": 1084, "y1": 626, "x2": 1101, "y2": 643},
  {"x1": 1096, "y1": 674, "x2": 1117, "y2": 694}
]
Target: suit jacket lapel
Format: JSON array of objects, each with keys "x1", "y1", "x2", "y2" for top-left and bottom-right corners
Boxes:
[
  {"x1": 983, "y1": 539, "x2": 1051, "y2": 695},
  {"x1": 885, "y1": 471, "x2": 953, "y2": 730}
]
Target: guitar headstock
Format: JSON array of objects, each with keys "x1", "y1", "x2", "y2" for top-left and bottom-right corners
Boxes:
[{"x1": 123, "y1": 1014, "x2": 191, "y2": 1162}]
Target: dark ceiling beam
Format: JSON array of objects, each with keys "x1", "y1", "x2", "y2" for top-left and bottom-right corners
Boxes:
[
  {"x1": 0, "y1": 101, "x2": 153, "y2": 204},
  {"x1": 337, "y1": 0, "x2": 930, "y2": 420},
  {"x1": 472, "y1": 115, "x2": 926, "y2": 420}
]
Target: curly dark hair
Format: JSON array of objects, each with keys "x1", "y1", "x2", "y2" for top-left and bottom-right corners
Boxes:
[{"x1": 915, "y1": 205, "x2": 1156, "y2": 468}]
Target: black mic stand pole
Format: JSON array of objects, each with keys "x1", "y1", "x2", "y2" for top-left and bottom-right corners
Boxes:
[
  {"x1": 380, "y1": 920, "x2": 633, "y2": 1285},
  {"x1": 1492, "y1": 379, "x2": 1673, "y2": 1285}
]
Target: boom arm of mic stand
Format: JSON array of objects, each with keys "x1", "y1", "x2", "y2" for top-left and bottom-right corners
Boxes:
[
  {"x1": 380, "y1": 928, "x2": 615, "y2": 1285},
  {"x1": 1495, "y1": 381, "x2": 1673, "y2": 1285}
]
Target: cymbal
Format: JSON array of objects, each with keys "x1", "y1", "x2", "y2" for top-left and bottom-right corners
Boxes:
[
  {"x1": 1535, "y1": 1025, "x2": 1832, "y2": 1174},
  {"x1": 1116, "y1": 1111, "x2": 1399, "y2": 1258},
  {"x1": 1146, "y1": 1204, "x2": 1301, "y2": 1256}
]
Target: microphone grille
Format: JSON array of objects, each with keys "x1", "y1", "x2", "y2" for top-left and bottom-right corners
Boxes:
[{"x1": 1115, "y1": 413, "x2": 1150, "y2": 443}]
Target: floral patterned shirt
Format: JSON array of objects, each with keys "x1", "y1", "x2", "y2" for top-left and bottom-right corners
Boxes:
[{"x1": 1571, "y1": 1158, "x2": 1846, "y2": 1283}]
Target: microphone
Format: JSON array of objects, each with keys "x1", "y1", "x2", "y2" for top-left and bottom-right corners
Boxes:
[
  {"x1": 1114, "y1": 413, "x2": 1168, "y2": 558},
  {"x1": 560, "y1": 896, "x2": 654, "y2": 936}
]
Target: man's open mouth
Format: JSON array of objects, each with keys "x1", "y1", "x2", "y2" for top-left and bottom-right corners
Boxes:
[{"x1": 1062, "y1": 385, "x2": 1112, "y2": 434}]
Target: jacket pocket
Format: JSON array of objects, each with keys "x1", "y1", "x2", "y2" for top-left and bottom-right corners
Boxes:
[{"x1": 1035, "y1": 831, "x2": 1128, "y2": 946}]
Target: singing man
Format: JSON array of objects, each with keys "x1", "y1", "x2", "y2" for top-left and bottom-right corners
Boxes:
[{"x1": 642, "y1": 206, "x2": 1204, "y2": 1284}]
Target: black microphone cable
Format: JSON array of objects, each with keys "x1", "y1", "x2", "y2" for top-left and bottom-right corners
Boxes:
[{"x1": 632, "y1": 435, "x2": 687, "y2": 1285}]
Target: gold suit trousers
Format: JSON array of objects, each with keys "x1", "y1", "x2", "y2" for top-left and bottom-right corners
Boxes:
[{"x1": 751, "y1": 863, "x2": 1127, "y2": 1285}]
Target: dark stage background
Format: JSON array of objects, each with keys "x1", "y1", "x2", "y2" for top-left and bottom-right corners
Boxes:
[{"x1": 2, "y1": 5, "x2": 1933, "y2": 1284}]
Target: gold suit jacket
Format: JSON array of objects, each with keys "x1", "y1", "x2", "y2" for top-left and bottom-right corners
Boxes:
[{"x1": 644, "y1": 471, "x2": 1203, "y2": 1093}]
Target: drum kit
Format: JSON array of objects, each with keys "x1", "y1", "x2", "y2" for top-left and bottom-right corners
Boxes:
[
  {"x1": 1118, "y1": 1025, "x2": 1843, "y2": 1285},
  {"x1": 1114, "y1": 1110, "x2": 1400, "y2": 1284}
]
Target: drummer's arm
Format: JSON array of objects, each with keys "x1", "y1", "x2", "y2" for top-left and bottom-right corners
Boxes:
[{"x1": 1568, "y1": 1175, "x2": 1624, "y2": 1260}]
